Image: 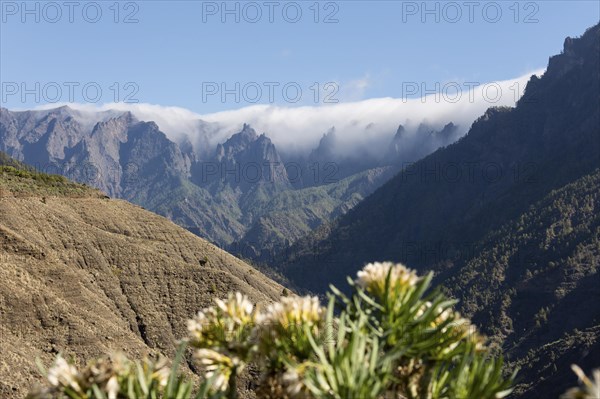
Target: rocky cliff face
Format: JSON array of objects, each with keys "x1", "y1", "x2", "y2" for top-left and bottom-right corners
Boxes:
[
  {"x1": 0, "y1": 109, "x2": 194, "y2": 199},
  {"x1": 0, "y1": 106, "x2": 87, "y2": 165},
  {"x1": 207, "y1": 123, "x2": 290, "y2": 189},
  {"x1": 62, "y1": 112, "x2": 133, "y2": 196},
  {"x1": 384, "y1": 122, "x2": 459, "y2": 165}
]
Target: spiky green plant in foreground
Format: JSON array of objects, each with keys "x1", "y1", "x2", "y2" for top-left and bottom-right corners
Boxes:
[
  {"x1": 25, "y1": 345, "x2": 220, "y2": 399},
  {"x1": 29, "y1": 262, "x2": 520, "y2": 399}
]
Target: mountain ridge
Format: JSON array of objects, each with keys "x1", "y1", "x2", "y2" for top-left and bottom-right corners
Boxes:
[
  {"x1": 1, "y1": 106, "x2": 455, "y2": 260},
  {"x1": 280, "y1": 23, "x2": 600, "y2": 293},
  {"x1": 276, "y1": 22, "x2": 600, "y2": 398}
]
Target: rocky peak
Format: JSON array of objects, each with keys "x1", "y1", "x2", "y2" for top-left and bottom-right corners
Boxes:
[
  {"x1": 309, "y1": 127, "x2": 337, "y2": 162},
  {"x1": 216, "y1": 124, "x2": 261, "y2": 158},
  {"x1": 207, "y1": 124, "x2": 289, "y2": 188},
  {"x1": 240, "y1": 123, "x2": 257, "y2": 139},
  {"x1": 546, "y1": 23, "x2": 599, "y2": 80},
  {"x1": 394, "y1": 124, "x2": 406, "y2": 140},
  {"x1": 48, "y1": 105, "x2": 73, "y2": 117},
  {"x1": 90, "y1": 112, "x2": 136, "y2": 142},
  {"x1": 436, "y1": 122, "x2": 458, "y2": 142},
  {"x1": 383, "y1": 124, "x2": 407, "y2": 161},
  {"x1": 118, "y1": 121, "x2": 192, "y2": 187},
  {"x1": 384, "y1": 121, "x2": 458, "y2": 165}
]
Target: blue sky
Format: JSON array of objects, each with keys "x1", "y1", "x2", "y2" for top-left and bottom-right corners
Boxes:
[{"x1": 1, "y1": 0, "x2": 599, "y2": 112}]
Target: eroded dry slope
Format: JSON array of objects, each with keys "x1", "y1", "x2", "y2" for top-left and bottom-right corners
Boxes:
[{"x1": 0, "y1": 163, "x2": 283, "y2": 397}]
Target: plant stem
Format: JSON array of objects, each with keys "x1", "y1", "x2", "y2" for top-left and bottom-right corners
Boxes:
[{"x1": 227, "y1": 366, "x2": 238, "y2": 399}]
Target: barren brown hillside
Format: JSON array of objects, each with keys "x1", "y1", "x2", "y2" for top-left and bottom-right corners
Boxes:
[{"x1": 0, "y1": 159, "x2": 284, "y2": 397}]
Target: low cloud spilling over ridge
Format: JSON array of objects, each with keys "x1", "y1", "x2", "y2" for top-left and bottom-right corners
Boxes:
[{"x1": 30, "y1": 70, "x2": 544, "y2": 159}]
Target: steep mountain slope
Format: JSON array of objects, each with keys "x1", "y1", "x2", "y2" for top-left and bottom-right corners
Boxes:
[
  {"x1": 0, "y1": 154, "x2": 283, "y2": 397},
  {"x1": 282, "y1": 23, "x2": 600, "y2": 294},
  {"x1": 279, "y1": 23, "x2": 600, "y2": 398},
  {"x1": 443, "y1": 169, "x2": 600, "y2": 397}
]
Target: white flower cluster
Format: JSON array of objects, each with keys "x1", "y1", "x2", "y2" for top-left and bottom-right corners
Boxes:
[
  {"x1": 282, "y1": 365, "x2": 308, "y2": 398},
  {"x1": 30, "y1": 353, "x2": 169, "y2": 399},
  {"x1": 216, "y1": 292, "x2": 254, "y2": 324},
  {"x1": 257, "y1": 295, "x2": 324, "y2": 328},
  {"x1": 47, "y1": 356, "x2": 82, "y2": 394},
  {"x1": 416, "y1": 301, "x2": 454, "y2": 327},
  {"x1": 189, "y1": 293, "x2": 325, "y2": 397},
  {"x1": 187, "y1": 292, "x2": 258, "y2": 392},
  {"x1": 187, "y1": 292, "x2": 255, "y2": 343},
  {"x1": 561, "y1": 365, "x2": 600, "y2": 399},
  {"x1": 356, "y1": 262, "x2": 419, "y2": 297},
  {"x1": 194, "y1": 349, "x2": 238, "y2": 392}
]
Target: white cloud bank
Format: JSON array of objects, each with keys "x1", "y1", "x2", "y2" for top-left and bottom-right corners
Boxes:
[{"x1": 32, "y1": 69, "x2": 544, "y2": 158}]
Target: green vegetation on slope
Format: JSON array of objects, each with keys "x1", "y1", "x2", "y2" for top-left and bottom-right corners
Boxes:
[
  {"x1": 439, "y1": 169, "x2": 600, "y2": 397},
  {"x1": 231, "y1": 166, "x2": 397, "y2": 261},
  {"x1": 0, "y1": 151, "x2": 99, "y2": 197}
]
